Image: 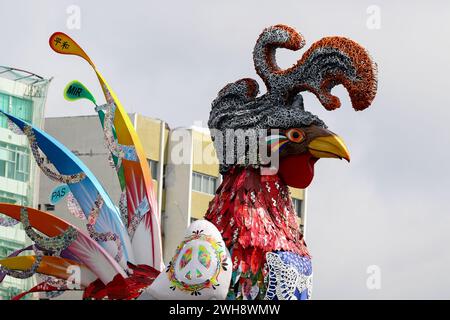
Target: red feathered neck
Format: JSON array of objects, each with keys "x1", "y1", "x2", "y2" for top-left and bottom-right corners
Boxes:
[{"x1": 205, "y1": 167, "x2": 309, "y2": 275}]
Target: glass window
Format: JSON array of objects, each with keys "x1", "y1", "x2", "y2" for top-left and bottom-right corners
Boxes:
[
  {"x1": 192, "y1": 172, "x2": 202, "y2": 192},
  {"x1": 0, "y1": 150, "x2": 7, "y2": 162},
  {"x1": 211, "y1": 177, "x2": 217, "y2": 193},
  {"x1": 200, "y1": 175, "x2": 207, "y2": 193},
  {"x1": 44, "y1": 204, "x2": 55, "y2": 211},
  {"x1": 0, "y1": 161, "x2": 5, "y2": 177},
  {"x1": 192, "y1": 172, "x2": 217, "y2": 195},
  {"x1": 16, "y1": 152, "x2": 29, "y2": 182},
  {"x1": 0, "y1": 144, "x2": 30, "y2": 182},
  {"x1": 0, "y1": 190, "x2": 27, "y2": 205},
  {"x1": 204, "y1": 176, "x2": 215, "y2": 194},
  {"x1": 147, "y1": 159, "x2": 158, "y2": 180},
  {"x1": 0, "y1": 93, "x2": 9, "y2": 110},
  {"x1": 11, "y1": 96, "x2": 33, "y2": 123},
  {"x1": 0, "y1": 93, "x2": 33, "y2": 128},
  {"x1": 292, "y1": 198, "x2": 303, "y2": 218},
  {"x1": 6, "y1": 163, "x2": 14, "y2": 179},
  {"x1": 205, "y1": 177, "x2": 211, "y2": 194},
  {"x1": 0, "y1": 93, "x2": 9, "y2": 128}
]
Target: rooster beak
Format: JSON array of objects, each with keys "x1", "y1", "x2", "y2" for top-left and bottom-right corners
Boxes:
[{"x1": 308, "y1": 134, "x2": 350, "y2": 162}]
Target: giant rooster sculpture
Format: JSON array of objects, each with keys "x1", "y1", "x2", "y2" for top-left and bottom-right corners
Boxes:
[{"x1": 0, "y1": 24, "x2": 377, "y2": 300}]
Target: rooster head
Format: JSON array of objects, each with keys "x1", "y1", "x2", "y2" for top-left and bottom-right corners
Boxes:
[{"x1": 209, "y1": 25, "x2": 377, "y2": 188}]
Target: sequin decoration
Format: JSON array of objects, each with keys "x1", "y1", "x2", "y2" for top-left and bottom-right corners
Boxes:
[
  {"x1": 134, "y1": 197, "x2": 150, "y2": 217},
  {"x1": 0, "y1": 214, "x2": 19, "y2": 227},
  {"x1": 0, "y1": 249, "x2": 43, "y2": 279},
  {"x1": 127, "y1": 215, "x2": 143, "y2": 240},
  {"x1": 86, "y1": 193, "x2": 123, "y2": 263},
  {"x1": 66, "y1": 193, "x2": 86, "y2": 220},
  {"x1": 20, "y1": 207, "x2": 78, "y2": 254},
  {"x1": 127, "y1": 197, "x2": 149, "y2": 239},
  {"x1": 102, "y1": 103, "x2": 123, "y2": 172},
  {"x1": 205, "y1": 167, "x2": 308, "y2": 276},
  {"x1": 39, "y1": 274, "x2": 68, "y2": 288},
  {"x1": 118, "y1": 191, "x2": 128, "y2": 227},
  {"x1": 101, "y1": 103, "x2": 138, "y2": 163},
  {"x1": 37, "y1": 275, "x2": 67, "y2": 299},
  {"x1": 7, "y1": 118, "x2": 24, "y2": 135},
  {"x1": 45, "y1": 290, "x2": 65, "y2": 299},
  {"x1": 107, "y1": 152, "x2": 117, "y2": 170},
  {"x1": 23, "y1": 125, "x2": 86, "y2": 184}
]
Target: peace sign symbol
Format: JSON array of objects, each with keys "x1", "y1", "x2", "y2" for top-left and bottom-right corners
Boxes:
[{"x1": 174, "y1": 239, "x2": 218, "y2": 285}]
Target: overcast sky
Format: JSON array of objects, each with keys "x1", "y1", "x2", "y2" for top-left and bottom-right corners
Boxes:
[{"x1": 2, "y1": 0, "x2": 450, "y2": 299}]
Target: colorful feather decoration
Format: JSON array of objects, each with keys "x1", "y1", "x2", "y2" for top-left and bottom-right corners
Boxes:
[
  {"x1": 49, "y1": 32, "x2": 163, "y2": 271},
  {"x1": 0, "y1": 111, "x2": 133, "y2": 270},
  {"x1": 0, "y1": 203, "x2": 126, "y2": 285}
]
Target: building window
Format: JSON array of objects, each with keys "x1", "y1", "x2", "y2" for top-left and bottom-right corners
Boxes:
[
  {"x1": 10, "y1": 96, "x2": 33, "y2": 123},
  {"x1": 192, "y1": 172, "x2": 217, "y2": 195},
  {"x1": 44, "y1": 204, "x2": 55, "y2": 211},
  {"x1": 0, "y1": 93, "x2": 9, "y2": 128},
  {"x1": 0, "y1": 190, "x2": 27, "y2": 206},
  {"x1": 0, "y1": 246, "x2": 7, "y2": 257},
  {"x1": 292, "y1": 198, "x2": 303, "y2": 218},
  {"x1": 147, "y1": 159, "x2": 158, "y2": 180},
  {"x1": 0, "y1": 93, "x2": 33, "y2": 128},
  {"x1": 0, "y1": 142, "x2": 30, "y2": 182}
]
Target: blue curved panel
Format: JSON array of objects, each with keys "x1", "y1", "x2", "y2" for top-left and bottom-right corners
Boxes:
[{"x1": 1, "y1": 111, "x2": 133, "y2": 267}]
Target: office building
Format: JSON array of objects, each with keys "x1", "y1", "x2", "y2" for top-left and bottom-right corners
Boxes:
[{"x1": 0, "y1": 66, "x2": 50, "y2": 300}]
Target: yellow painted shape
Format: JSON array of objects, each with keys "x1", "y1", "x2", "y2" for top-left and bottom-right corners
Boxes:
[{"x1": 0, "y1": 255, "x2": 84, "y2": 282}]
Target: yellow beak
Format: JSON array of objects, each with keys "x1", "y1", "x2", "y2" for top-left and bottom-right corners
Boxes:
[{"x1": 308, "y1": 134, "x2": 350, "y2": 162}]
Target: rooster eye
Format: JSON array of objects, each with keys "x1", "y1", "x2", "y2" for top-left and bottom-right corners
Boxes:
[{"x1": 285, "y1": 128, "x2": 306, "y2": 143}]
